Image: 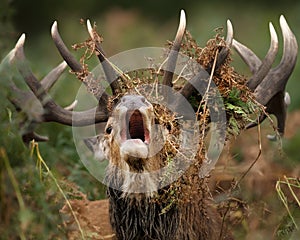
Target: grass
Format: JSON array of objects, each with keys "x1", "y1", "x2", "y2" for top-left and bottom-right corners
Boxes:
[
  {"x1": 0, "y1": 104, "x2": 106, "y2": 239},
  {"x1": 29, "y1": 140, "x2": 86, "y2": 239},
  {"x1": 0, "y1": 147, "x2": 27, "y2": 240},
  {"x1": 276, "y1": 177, "x2": 300, "y2": 229}
]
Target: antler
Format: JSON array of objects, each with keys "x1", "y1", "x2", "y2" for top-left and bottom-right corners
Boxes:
[
  {"x1": 7, "y1": 12, "x2": 297, "y2": 144},
  {"x1": 9, "y1": 31, "x2": 110, "y2": 143},
  {"x1": 86, "y1": 20, "x2": 121, "y2": 95},
  {"x1": 51, "y1": 22, "x2": 105, "y2": 106},
  {"x1": 13, "y1": 34, "x2": 109, "y2": 126},
  {"x1": 161, "y1": 10, "x2": 234, "y2": 101},
  {"x1": 233, "y1": 15, "x2": 298, "y2": 137},
  {"x1": 8, "y1": 58, "x2": 68, "y2": 142},
  {"x1": 8, "y1": 11, "x2": 191, "y2": 144},
  {"x1": 162, "y1": 10, "x2": 186, "y2": 89}
]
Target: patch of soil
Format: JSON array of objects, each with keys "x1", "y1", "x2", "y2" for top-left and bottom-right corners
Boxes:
[{"x1": 60, "y1": 199, "x2": 114, "y2": 239}]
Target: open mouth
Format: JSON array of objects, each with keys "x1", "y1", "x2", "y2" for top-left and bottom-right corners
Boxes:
[{"x1": 121, "y1": 110, "x2": 150, "y2": 144}]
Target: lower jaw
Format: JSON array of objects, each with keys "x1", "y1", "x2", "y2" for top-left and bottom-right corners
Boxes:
[
  {"x1": 105, "y1": 164, "x2": 159, "y2": 199},
  {"x1": 121, "y1": 168, "x2": 158, "y2": 198},
  {"x1": 120, "y1": 139, "x2": 149, "y2": 160}
]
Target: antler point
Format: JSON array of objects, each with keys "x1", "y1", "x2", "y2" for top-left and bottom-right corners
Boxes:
[
  {"x1": 226, "y1": 19, "x2": 234, "y2": 45},
  {"x1": 179, "y1": 9, "x2": 186, "y2": 30},
  {"x1": 279, "y1": 15, "x2": 292, "y2": 34},
  {"x1": 268, "y1": 22, "x2": 278, "y2": 44},
  {"x1": 61, "y1": 61, "x2": 68, "y2": 68},
  {"x1": 279, "y1": 15, "x2": 287, "y2": 24},
  {"x1": 15, "y1": 33, "x2": 26, "y2": 49},
  {"x1": 51, "y1": 21, "x2": 58, "y2": 36},
  {"x1": 86, "y1": 19, "x2": 94, "y2": 40}
]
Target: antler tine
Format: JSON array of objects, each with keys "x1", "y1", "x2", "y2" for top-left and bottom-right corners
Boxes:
[
  {"x1": 233, "y1": 22, "x2": 279, "y2": 90},
  {"x1": 22, "y1": 132, "x2": 49, "y2": 144},
  {"x1": 86, "y1": 20, "x2": 120, "y2": 95},
  {"x1": 52, "y1": 20, "x2": 109, "y2": 106},
  {"x1": 232, "y1": 39, "x2": 261, "y2": 74},
  {"x1": 249, "y1": 23, "x2": 279, "y2": 90},
  {"x1": 51, "y1": 21, "x2": 83, "y2": 72},
  {"x1": 41, "y1": 61, "x2": 67, "y2": 91},
  {"x1": 162, "y1": 9, "x2": 186, "y2": 88},
  {"x1": 214, "y1": 19, "x2": 234, "y2": 69},
  {"x1": 64, "y1": 99, "x2": 78, "y2": 111},
  {"x1": 13, "y1": 34, "x2": 109, "y2": 127},
  {"x1": 14, "y1": 34, "x2": 48, "y2": 99},
  {"x1": 237, "y1": 15, "x2": 297, "y2": 137},
  {"x1": 225, "y1": 20, "x2": 234, "y2": 45},
  {"x1": 254, "y1": 15, "x2": 298, "y2": 106},
  {"x1": 179, "y1": 19, "x2": 234, "y2": 100}
]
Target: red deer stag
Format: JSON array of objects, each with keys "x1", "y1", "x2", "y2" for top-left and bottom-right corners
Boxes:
[{"x1": 5, "y1": 9, "x2": 297, "y2": 240}]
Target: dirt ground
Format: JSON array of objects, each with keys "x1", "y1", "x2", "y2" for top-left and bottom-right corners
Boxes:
[
  {"x1": 60, "y1": 198, "x2": 114, "y2": 239},
  {"x1": 60, "y1": 110, "x2": 300, "y2": 239}
]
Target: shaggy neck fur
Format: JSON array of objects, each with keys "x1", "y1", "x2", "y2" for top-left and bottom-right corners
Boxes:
[
  {"x1": 105, "y1": 165, "x2": 232, "y2": 240},
  {"x1": 105, "y1": 164, "x2": 178, "y2": 239},
  {"x1": 107, "y1": 187, "x2": 179, "y2": 240}
]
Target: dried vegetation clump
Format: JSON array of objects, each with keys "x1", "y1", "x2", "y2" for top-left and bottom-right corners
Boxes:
[
  {"x1": 70, "y1": 23, "x2": 259, "y2": 197},
  {"x1": 180, "y1": 30, "x2": 257, "y2": 136},
  {"x1": 73, "y1": 23, "x2": 257, "y2": 138}
]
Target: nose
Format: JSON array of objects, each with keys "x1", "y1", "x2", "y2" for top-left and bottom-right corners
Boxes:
[{"x1": 120, "y1": 95, "x2": 147, "y2": 109}]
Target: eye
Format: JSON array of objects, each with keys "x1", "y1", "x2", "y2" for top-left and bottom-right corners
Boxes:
[{"x1": 105, "y1": 126, "x2": 112, "y2": 134}]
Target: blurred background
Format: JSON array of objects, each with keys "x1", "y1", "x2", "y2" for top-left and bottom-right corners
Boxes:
[{"x1": 1, "y1": 0, "x2": 300, "y2": 239}]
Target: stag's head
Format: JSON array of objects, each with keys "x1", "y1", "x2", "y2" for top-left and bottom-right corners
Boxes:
[
  {"x1": 85, "y1": 94, "x2": 181, "y2": 195},
  {"x1": 87, "y1": 95, "x2": 159, "y2": 169}
]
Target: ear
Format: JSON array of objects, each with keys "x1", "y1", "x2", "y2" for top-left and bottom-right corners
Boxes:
[
  {"x1": 84, "y1": 135, "x2": 107, "y2": 162},
  {"x1": 84, "y1": 136, "x2": 98, "y2": 153}
]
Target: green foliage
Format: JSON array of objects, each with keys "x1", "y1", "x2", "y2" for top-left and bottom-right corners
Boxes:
[
  {"x1": 0, "y1": 122, "x2": 106, "y2": 238},
  {"x1": 1, "y1": 147, "x2": 65, "y2": 239},
  {"x1": 0, "y1": 84, "x2": 105, "y2": 239},
  {"x1": 224, "y1": 88, "x2": 255, "y2": 136}
]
